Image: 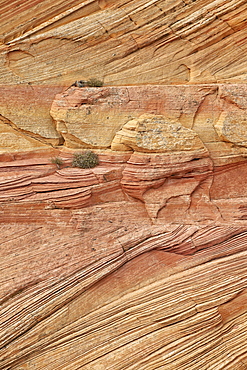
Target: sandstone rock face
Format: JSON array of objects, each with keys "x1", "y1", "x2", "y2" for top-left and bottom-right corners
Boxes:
[
  {"x1": 1, "y1": 150, "x2": 247, "y2": 369},
  {"x1": 215, "y1": 110, "x2": 247, "y2": 147},
  {"x1": 1, "y1": 0, "x2": 247, "y2": 149},
  {"x1": 1, "y1": 1, "x2": 247, "y2": 369},
  {"x1": 0, "y1": 85, "x2": 63, "y2": 147},
  {"x1": 50, "y1": 84, "x2": 247, "y2": 165},
  {"x1": 50, "y1": 86, "x2": 132, "y2": 148},
  {"x1": 111, "y1": 113, "x2": 207, "y2": 153},
  {"x1": 1, "y1": 0, "x2": 247, "y2": 86},
  {"x1": 0, "y1": 114, "x2": 50, "y2": 152}
]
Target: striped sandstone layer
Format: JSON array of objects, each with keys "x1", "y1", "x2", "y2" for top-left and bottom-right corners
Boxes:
[
  {"x1": 1, "y1": 148, "x2": 247, "y2": 369},
  {"x1": 1, "y1": 0, "x2": 247, "y2": 369},
  {"x1": 1, "y1": 0, "x2": 247, "y2": 149}
]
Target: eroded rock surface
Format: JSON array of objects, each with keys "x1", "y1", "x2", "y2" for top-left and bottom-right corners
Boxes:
[
  {"x1": 1, "y1": 0, "x2": 247, "y2": 369},
  {"x1": 111, "y1": 113, "x2": 207, "y2": 153},
  {"x1": 1, "y1": 0, "x2": 247, "y2": 86},
  {"x1": 50, "y1": 84, "x2": 247, "y2": 166},
  {"x1": 1, "y1": 149, "x2": 247, "y2": 369},
  {"x1": 2, "y1": 91, "x2": 247, "y2": 368},
  {"x1": 2, "y1": 90, "x2": 247, "y2": 368},
  {"x1": 1, "y1": 0, "x2": 247, "y2": 149}
]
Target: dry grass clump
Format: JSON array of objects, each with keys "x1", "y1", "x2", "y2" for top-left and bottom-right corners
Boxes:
[
  {"x1": 87, "y1": 78, "x2": 103, "y2": 87},
  {"x1": 72, "y1": 151, "x2": 99, "y2": 168}
]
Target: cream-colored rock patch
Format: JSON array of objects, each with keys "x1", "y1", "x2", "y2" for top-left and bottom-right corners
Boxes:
[
  {"x1": 214, "y1": 110, "x2": 247, "y2": 147},
  {"x1": 50, "y1": 87, "x2": 131, "y2": 148},
  {"x1": 0, "y1": 115, "x2": 49, "y2": 152},
  {"x1": 111, "y1": 114, "x2": 207, "y2": 154}
]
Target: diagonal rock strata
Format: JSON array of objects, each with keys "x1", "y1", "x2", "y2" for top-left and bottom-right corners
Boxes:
[
  {"x1": 1, "y1": 0, "x2": 247, "y2": 368},
  {"x1": 1, "y1": 219, "x2": 247, "y2": 369}
]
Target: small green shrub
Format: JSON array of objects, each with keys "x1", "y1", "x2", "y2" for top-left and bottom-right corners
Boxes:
[
  {"x1": 86, "y1": 78, "x2": 104, "y2": 87},
  {"x1": 72, "y1": 151, "x2": 99, "y2": 169},
  {"x1": 51, "y1": 157, "x2": 64, "y2": 169}
]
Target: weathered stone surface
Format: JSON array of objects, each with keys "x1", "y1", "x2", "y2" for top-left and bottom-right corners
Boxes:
[
  {"x1": 1, "y1": 0, "x2": 247, "y2": 86},
  {"x1": 0, "y1": 114, "x2": 50, "y2": 152},
  {"x1": 1, "y1": 150, "x2": 247, "y2": 369},
  {"x1": 50, "y1": 84, "x2": 247, "y2": 166},
  {"x1": 1, "y1": 0, "x2": 247, "y2": 150},
  {"x1": 2, "y1": 95, "x2": 247, "y2": 368},
  {"x1": 215, "y1": 109, "x2": 247, "y2": 147},
  {"x1": 2, "y1": 82, "x2": 247, "y2": 158},
  {"x1": 1, "y1": 0, "x2": 247, "y2": 369},
  {"x1": 0, "y1": 85, "x2": 63, "y2": 145},
  {"x1": 111, "y1": 113, "x2": 207, "y2": 153},
  {"x1": 2, "y1": 91, "x2": 247, "y2": 369},
  {"x1": 50, "y1": 86, "x2": 132, "y2": 148}
]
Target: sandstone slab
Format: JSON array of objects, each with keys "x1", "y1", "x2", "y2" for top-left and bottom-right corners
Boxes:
[
  {"x1": 215, "y1": 110, "x2": 247, "y2": 147},
  {"x1": 0, "y1": 114, "x2": 50, "y2": 152},
  {"x1": 1, "y1": 0, "x2": 247, "y2": 86},
  {"x1": 50, "y1": 86, "x2": 132, "y2": 148},
  {"x1": 0, "y1": 85, "x2": 63, "y2": 145},
  {"x1": 1, "y1": 0, "x2": 247, "y2": 368},
  {"x1": 111, "y1": 113, "x2": 207, "y2": 154},
  {"x1": 1, "y1": 162, "x2": 247, "y2": 369},
  {"x1": 50, "y1": 84, "x2": 247, "y2": 166}
]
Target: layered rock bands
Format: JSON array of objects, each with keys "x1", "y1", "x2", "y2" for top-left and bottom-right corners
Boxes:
[
  {"x1": 1, "y1": 0, "x2": 247, "y2": 369},
  {"x1": 1, "y1": 137, "x2": 247, "y2": 369},
  {"x1": 1, "y1": 87, "x2": 247, "y2": 369}
]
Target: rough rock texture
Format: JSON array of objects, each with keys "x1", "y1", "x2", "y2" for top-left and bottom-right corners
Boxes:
[
  {"x1": 1, "y1": 0, "x2": 247, "y2": 147},
  {"x1": 0, "y1": 114, "x2": 50, "y2": 151},
  {"x1": 50, "y1": 84, "x2": 247, "y2": 165},
  {"x1": 1, "y1": 148, "x2": 247, "y2": 369},
  {"x1": 1, "y1": 0, "x2": 247, "y2": 85},
  {"x1": 111, "y1": 113, "x2": 207, "y2": 153},
  {"x1": 50, "y1": 86, "x2": 132, "y2": 149},
  {"x1": 1, "y1": 1, "x2": 247, "y2": 369}
]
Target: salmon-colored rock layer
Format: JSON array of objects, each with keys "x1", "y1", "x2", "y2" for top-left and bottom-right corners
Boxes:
[
  {"x1": 1, "y1": 148, "x2": 247, "y2": 369},
  {"x1": 1, "y1": 0, "x2": 247, "y2": 369}
]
